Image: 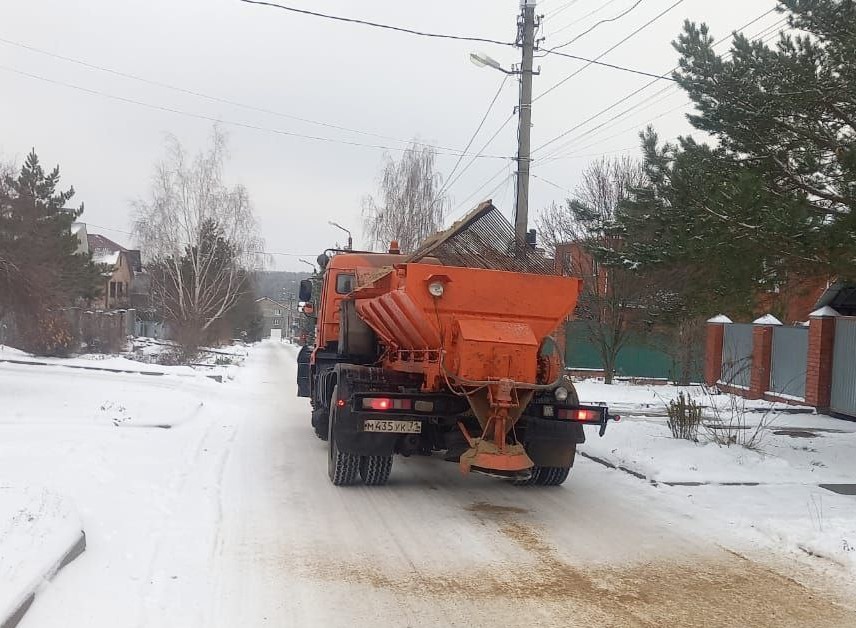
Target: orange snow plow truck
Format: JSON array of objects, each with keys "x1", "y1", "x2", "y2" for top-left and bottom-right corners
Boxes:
[{"x1": 296, "y1": 202, "x2": 617, "y2": 486}]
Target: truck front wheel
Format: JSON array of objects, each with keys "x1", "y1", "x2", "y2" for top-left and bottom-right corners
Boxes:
[{"x1": 327, "y1": 386, "x2": 359, "y2": 486}]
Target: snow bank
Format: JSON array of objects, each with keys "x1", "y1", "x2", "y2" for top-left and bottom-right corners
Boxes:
[
  {"x1": 581, "y1": 416, "x2": 856, "y2": 484},
  {"x1": 576, "y1": 379, "x2": 856, "y2": 572},
  {"x1": 0, "y1": 342, "x2": 245, "y2": 381},
  {"x1": 0, "y1": 487, "x2": 84, "y2": 625}
]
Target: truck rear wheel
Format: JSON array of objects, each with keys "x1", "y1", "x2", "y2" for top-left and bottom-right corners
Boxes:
[
  {"x1": 312, "y1": 407, "x2": 328, "y2": 441},
  {"x1": 536, "y1": 466, "x2": 571, "y2": 486},
  {"x1": 359, "y1": 455, "x2": 393, "y2": 486},
  {"x1": 327, "y1": 386, "x2": 359, "y2": 486}
]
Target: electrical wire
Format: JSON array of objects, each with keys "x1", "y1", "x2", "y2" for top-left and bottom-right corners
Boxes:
[
  {"x1": 533, "y1": 0, "x2": 686, "y2": 104},
  {"x1": 238, "y1": 0, "x2": 515, "y2": 47},
  {"x1": 537, "y1": 48, "x2": 675, "y2": 81},
  {"x1": 439, "y1": 113, "x2": 517, "y2": 197},
  {"x1": 548, "y1": 0, "x2": 645, "y2": 52},
  {"x1": 536, "y1": 16, "x2": 788, "y2": 161},
  {"x1": 548, "y1": 0, "x2": 621, "y2": 37},
  {"x1": 0, "y1": 64, "x2": 510, "y2": 160},
  {"x1": 531, "y1": 7, "x2": 782, "y2": 157},
  {"x1": 448, "y1": 165, "x2": 511, "y2": 222},
  {"x1": 0, "y1": 36, "x2": 422, "y2": 149},
  {"x1": 545, "y1": 0, "x2": 582, "y2": 20},
  {"x1": 84, "y1": 222, "x2": 314, "y2": 258},
  {"x1": 437, "y1": 74, "x2": 510, "y2": 201}
]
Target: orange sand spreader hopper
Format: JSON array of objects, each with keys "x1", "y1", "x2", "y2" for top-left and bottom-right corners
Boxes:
[{"x1": 349, "y1": 205, "x2": 583, "y2": 475}]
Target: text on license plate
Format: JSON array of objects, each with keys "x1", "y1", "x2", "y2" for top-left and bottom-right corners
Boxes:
[{"x1": 362, "y1": 419, "x2": 422, "y2": 434}]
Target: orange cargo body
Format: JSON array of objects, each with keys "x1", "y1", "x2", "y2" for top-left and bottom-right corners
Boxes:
[{"x1": 353, "y1": 263, "x2": 582, "y2": 390}]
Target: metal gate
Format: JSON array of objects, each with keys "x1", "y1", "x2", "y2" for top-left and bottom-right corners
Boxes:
[
  {"x1": 721, "y1": 323, "x2": 753, "y2": 388},
  {"x1": 770, "y1": 326, "x2": 808, "y2": 399},
  {"x1": 831, "y1": 317, "x2": 856, "y2": 417}
]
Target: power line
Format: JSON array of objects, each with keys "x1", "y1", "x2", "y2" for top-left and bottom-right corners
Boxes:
[
  {"x1": 439, "y1": 113, "x2": 516, "y2": 196},
  {"x1": 537, "y1": 48, "x2": 675, "y2": 81},
  {"x1": 0, "y1": 36, "x2": 421, "y2": 149},
  {"x1": 85, "y1": 222, "x2": 314, "y2": 258},
  {"x1": 534, "y1": 0, "x2": 686, "y2": 103},
  {"x1": 448, "y1": 164, "x2": 510, "y2": 221},
  {"x1": 535, "y1": 15, "x2": 788, "y2": 161},
  {"x1": 549, "y1": 0, "x2": 645, "y2": 52},
  {"x1": 531, "y1": 7, "x2": 782, "y2": 157},
  {"x1": 0, "y1": 64, "x2": 510, "y2": 160},
  {"x1": 545, "y1": 0, "x2": 582, "y2": 20},
  {"x1": 438, "y1": 74, "x2": 510, "y2": 200},
  {"x1": 238, "y1": 0, "x2": 515, "y2": 47},
  {"x1": 548, "y1": 0, "x2": 621, "y2": 37}
]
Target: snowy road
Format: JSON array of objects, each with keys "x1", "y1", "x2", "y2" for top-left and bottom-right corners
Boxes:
[{"x1": 19, "y1": 342, "x2": 856, "y2": 627}]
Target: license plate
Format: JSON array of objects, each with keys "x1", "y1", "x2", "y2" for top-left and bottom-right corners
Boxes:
[{"x1": 362, "y1": 419, "x2": 422, "y2": 434}]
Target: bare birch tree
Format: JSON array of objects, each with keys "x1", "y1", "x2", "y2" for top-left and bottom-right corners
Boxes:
[
  {"x1": 132, "y1": 128, "x2": 263, "y2": 350},
  {"x1": 361, "y1": 141, "x2": 448, "y2": 253},
  {"x1": 537, "y1": 156, "x2": 648, "y2": 383}
]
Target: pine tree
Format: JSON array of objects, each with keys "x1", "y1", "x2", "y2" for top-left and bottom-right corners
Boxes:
[
  {"x1": 0, "y1": 150, "x2": 102, "y2": 351},
  {"x1": 619, "y1": 0, "x2": 856, "y2": 315}
]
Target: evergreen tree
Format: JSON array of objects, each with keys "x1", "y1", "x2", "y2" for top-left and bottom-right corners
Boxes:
[
  {"x1": 619, "y1": 0, "x2": 856, "y2": 316},
  {"x1": 0, "y1": 150, "x2": 101, "y2": 351}
]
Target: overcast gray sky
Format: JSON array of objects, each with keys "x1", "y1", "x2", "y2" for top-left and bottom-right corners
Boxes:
[{"x1": 2, "y1": 0, "x2": 781, "y2": 270}]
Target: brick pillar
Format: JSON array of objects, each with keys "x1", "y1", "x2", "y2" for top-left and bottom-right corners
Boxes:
[
  {"x1": 749, "y1": 325, "x2": 774, "y2": 400},
  {"x1": 805, "y1": 311, "x2": 838, "y2": 409},
  {"x1": 704, "y1": 315, "x2": 731, "y2": 386}
]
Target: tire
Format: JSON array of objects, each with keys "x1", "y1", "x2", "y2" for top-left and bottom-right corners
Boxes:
[
  {"x1": 327, "y1": 386, "x2": 359, "y2": 486},
  {"x1": 536, "y1": 466, "x2": 571, "y2": 486},
  {"x1": 312, "y1": 407, "x2": 328, "y2": 441},
  {"x1": 359, "y1": 455, "x2": 393, "y2": 486},
  {"x1": 512, "y1": 467, "x2": 541, "y2": 486}
]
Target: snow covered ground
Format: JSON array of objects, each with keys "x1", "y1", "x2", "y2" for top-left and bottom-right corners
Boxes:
[
  {"x1": 574, "y1": 380, "x2": 856, "y2": 572},
  {"x1": 0, "y1": 339, "x2": 247, "y2": 381},
  {"x1": 1, "y1": 342, "x2": 854, "y2": 627},
  {"x1": 0, "y1": 488, "x2": 83, "y2": 625}
]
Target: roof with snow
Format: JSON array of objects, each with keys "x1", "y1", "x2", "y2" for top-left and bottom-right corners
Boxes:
[
  {"x1": 87, "y1": 233, "x2": 127, "y2": 255},
  {"x1": 93, "y1": 251, "x2": 120, "y2": 266}
]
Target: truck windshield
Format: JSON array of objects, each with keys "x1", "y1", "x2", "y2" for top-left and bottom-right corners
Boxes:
[{"x1": 336, "y1": 273, "x2": 355, "y2": 294}]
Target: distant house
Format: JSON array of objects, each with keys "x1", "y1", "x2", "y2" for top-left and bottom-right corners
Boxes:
[
  {"x1": 87, "y1": 233, "x2": 143, "y2": 310},
  {"x1": 256, "y1": 297, "x2": 288, "y2": 338}
]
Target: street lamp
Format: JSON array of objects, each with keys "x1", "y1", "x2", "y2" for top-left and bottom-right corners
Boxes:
[
  {"x1": 328, "y1": 221, "x2": 353, "y2": 250},
  {"x1": 299, "y1": 258, "x2": 315, "y2": 271},
  {"x1": 469, "y1": 52, "x2": 514, "y2": 74}
]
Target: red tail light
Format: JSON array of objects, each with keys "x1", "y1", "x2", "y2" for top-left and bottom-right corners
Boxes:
[
  {"x1": 362, "y1": 398, "x2": 413, "y2": 411},
  {"x1": 558, "y1": 408, "x2": 602, "y2": 422}
]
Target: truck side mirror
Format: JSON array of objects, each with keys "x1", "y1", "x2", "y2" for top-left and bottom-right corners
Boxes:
[{"x1": 299, "y1": 279, "x2": 312, "y2": 302}]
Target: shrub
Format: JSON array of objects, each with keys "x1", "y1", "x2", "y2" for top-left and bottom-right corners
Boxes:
[{"x1": 666, "y1": 392, "x2": 702, "y2": 441}]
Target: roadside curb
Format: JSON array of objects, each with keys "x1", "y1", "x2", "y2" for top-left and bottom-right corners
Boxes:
[
  {"x1": 0, "y1": 358, "x2": 223, "y2": 382},
  {"x1": 1, "y1": 531, "x2": 86, "y2": 628},
  {"x1": 580, "y1": 452, "x2": 856, "y2": 495},
  {"x1": 579, "y1": 451, "x2": 760, "y2": 487}
]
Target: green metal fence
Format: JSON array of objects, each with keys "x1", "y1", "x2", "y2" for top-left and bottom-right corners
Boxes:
[{"x1": 564, "y1": 320, "x2": 702, "y2": 382}]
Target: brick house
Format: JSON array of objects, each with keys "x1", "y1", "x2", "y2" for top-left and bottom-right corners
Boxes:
[{"x1": 756, "y1": 274, "x2": 834, "y2": 323}]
